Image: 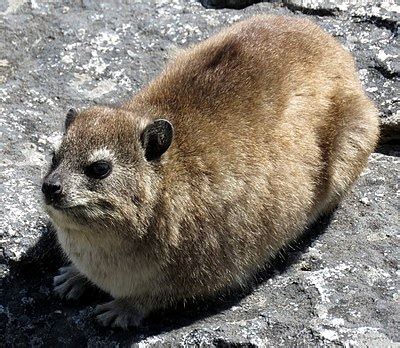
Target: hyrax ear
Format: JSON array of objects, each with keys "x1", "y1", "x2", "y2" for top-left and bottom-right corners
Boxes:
[
  {"x1": 140, "y1": 119, "x2": 173, "y2": 161},
  {"x1": 65, "y1": 108, "x2": 78, "y2": 132}
]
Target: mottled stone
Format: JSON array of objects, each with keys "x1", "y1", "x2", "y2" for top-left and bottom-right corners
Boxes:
[{"x1": 1, "y1": 0, "x2": 399, "y2": 346}]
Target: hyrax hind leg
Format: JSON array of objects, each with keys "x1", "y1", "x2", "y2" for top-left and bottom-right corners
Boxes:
[{"x1": 318, "y1": 94, "x2": 379, "y2": 215}]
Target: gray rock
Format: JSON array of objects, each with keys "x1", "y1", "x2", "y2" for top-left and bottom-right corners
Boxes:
[{"x1": 1, "y1": 0, "x2": 399, "y2": 346}]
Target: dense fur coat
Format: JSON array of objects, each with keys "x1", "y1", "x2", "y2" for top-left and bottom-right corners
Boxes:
[{"x1": 43, "y1": 15, "x2": 379, "y2": 328}]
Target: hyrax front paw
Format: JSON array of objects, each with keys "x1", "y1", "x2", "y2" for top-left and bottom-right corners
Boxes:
[
  {"x1": 53, "y1": 264, "x2": 89, "y2": 301},
  {"x1": 94, "y1": 299, "x2": 145, "y2": 329}
]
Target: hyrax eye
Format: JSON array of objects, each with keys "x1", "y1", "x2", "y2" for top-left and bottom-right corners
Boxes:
[{"x1": 85, "y1": 160, "x2": 112, "y2": 179}]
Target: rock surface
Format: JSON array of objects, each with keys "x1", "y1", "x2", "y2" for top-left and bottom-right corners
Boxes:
[{"x1": 1, "y1": 0, "x2": 399, "y2": 346}]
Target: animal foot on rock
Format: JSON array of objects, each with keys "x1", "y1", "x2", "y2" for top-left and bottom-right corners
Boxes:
[
  {"x1": 94, "y1": 299, "x2": 145, "y2": 329},
  {"x1": 53, "y1": 264, "x2": 89, "y2": 301}
]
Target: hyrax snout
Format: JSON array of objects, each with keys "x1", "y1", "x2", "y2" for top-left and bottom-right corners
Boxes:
[{"x1": 42, "y1": 15, "x2": 379, "y2": 328}]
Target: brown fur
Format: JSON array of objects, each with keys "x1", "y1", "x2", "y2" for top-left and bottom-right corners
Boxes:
[{"x1": 43, "y1": 15, "x2": 379, "y2": 327}]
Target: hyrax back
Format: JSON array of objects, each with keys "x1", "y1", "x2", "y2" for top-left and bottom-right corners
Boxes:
[{"x1": 43, "y1": 15, "x2": 379, "y2": 327}]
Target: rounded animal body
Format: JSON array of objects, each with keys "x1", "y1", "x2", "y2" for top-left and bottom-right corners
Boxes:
[{"x1": 43, "y1": 15, "x2": 379, "y2": 328}]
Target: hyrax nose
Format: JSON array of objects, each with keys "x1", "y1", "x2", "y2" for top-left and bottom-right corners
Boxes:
[{"x1": 42, "y1": 180, "x2": 63, "y2": 202}]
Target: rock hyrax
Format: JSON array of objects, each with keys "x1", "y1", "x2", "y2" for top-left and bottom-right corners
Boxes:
[{"x1": 42, "y1": 15, "x2": 379, "y2": 328}]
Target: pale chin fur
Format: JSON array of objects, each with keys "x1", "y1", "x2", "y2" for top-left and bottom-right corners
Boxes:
[
  {"x1": 43, "y1": 194, "x2": 104, "y2": 230},
  {"x1": 44, "y1": 204, "x2": 89, "y2": 233},
  {"x1": 47, "y1": 203, "x2": 162, "y2": 300}
]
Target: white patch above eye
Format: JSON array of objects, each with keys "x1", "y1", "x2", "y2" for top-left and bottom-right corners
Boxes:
[{"x1": 89, "y1": 147, "x2": 115, "y2": 163}]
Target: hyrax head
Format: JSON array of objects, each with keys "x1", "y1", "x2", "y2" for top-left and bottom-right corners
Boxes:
[{"x1": 42, "y1": 107, "x2": 173, "y2": 233}]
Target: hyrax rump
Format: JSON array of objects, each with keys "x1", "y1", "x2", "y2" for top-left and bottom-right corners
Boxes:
[{"x1": 42, "y1": 15, "x2": 379, "y2": 328}]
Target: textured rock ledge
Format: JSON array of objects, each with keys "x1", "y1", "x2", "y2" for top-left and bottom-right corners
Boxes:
[{"x1": 1, "y1": 0, "x2": 399, "y2": 346}]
